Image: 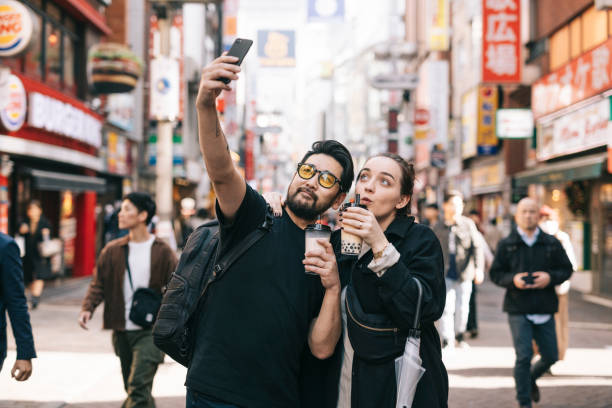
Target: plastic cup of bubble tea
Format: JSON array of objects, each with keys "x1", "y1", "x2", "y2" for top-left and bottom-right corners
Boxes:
[
  {"x1": 341, "y1": 195, "x2": 366, "y2": 256},
  {"x1": 304, "y1": 223, "x2": 332, "y2": 275}
]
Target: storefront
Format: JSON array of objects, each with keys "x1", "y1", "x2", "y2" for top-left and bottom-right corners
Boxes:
[
  {"x1": 0, "y1": 73, "x2": 106, "y2": 277},
  {"x1": 471, "y1": 161, "x2": 508, "y2": 224},
  {"x1": 0, "y1": 0, "x2": 110, "y2": 277}
]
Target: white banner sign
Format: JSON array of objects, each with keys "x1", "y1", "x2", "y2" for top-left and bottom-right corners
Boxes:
[
  {"x1": 538, "y1": 97, "x2": 610, "y2": 160},
  {"x1": 28, "y1": 92, "x2": 102, "y2": 148},
  {"x1": 496, "y1": 109, "x2": 533, "y2": 138},
  {"x1": 149, "y1": 57, "x2": 179, "y2": 121}
]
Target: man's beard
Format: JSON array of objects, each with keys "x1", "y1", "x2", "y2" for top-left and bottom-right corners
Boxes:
[{"x1": 285, "y1": 187, "x2": 335, "y2": 221}]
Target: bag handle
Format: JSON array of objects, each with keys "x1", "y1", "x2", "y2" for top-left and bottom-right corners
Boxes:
[
  {"x1": 409, "y1": 277, "x2": 423, "y2": 339},
  {"x1": 124, "y1": 245, "x2": 134, "y2": 291}
]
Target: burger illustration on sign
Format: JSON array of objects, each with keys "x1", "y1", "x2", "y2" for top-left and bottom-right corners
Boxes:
[
  {"x1": 0, "y1": 74, "x2": 27, "y2": 132},
  {"x1": 88, "y1": 43, "x2": 143, "y2": 94},
  {"x1": 0, "y1": 0, "x2": 35, "y2": 57}
]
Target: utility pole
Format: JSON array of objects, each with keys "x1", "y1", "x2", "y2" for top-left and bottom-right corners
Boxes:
[{"x1": 153, "y1": 3, "x2": 175, "y2": 247}]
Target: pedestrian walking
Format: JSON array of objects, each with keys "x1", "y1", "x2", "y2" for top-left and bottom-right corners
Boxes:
[
  {"x1": 539, "y1": 205, "x2": 577, "y2": 361},
  {"x1": 336, "y1": 154, "x2": 448, "y2": 408},
  {"x1": 466, "y1": 210, "x2": 493, "y2": 339},
  {"x1": 188, "y1": 54, "x2": 354, "y2": 408},
  {"x1": 18, "y1": 200, "x2": 52, "y2": 309},
  {"x1": 78, "y1": 192, "x2": 177, "y2": 408},
  {"x1": 422, "y1": 203, "x2": 440, "y2": 226},
  {"x1": 490, "y1": 198, "x2": 573, "y2": 408},
  {"x1": 432, "y1": 191, "x2": 484, "y2": 349},
  {"x1": 0, "y1": 232, "x2": 36, "y2": 381}
]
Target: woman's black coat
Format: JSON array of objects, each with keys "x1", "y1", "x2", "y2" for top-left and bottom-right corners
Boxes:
[{"x1": 300, "y1": 216, "x2": 448, "y2": 408}]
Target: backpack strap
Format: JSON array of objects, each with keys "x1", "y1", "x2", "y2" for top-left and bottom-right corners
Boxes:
[{"x1": 207, "y1": 205, "x2": 274, "y2": 284}]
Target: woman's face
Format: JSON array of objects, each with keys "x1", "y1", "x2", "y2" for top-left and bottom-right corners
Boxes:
[
  {"x1": 27, "y1": 204, "x2": 42, "y2": 221},
  {"x1": 355, "y1": 156, "x2": 409, "y2": 219}
]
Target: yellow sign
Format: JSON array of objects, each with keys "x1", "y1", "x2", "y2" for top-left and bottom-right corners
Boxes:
[
  {"x1": 477, "y1": 85, "x2": 498, "y2": 155},
  {"x1": 471, "y1": 163, "x2": 502, "y2": 189},
  {"x1": 428, "y1": 0, "x2": 449, "y2": 51}
]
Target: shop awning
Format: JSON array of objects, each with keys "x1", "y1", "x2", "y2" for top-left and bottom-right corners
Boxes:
[
  {"x1": 29, "y1": 169, "x2": 106, "y2": 193},
  {"x1": 514, "y1": 153, "x2": 608, "y2": 187}
]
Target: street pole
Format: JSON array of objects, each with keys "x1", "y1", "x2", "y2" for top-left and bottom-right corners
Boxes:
[{"x1": 154, "y1": 5, "x2": 176, "y2": 248}]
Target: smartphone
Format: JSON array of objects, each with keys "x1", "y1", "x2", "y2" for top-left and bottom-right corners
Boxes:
[
  {"x1": 220, "y1": 38, "x2": 253, "y2": 84},
  {"x1": 522, "y1": 273, "x2": 535, "y2": 285}
]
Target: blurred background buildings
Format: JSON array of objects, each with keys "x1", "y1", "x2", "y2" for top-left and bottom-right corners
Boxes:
[{"x1": 0, "y1": 0, "x2": 611, "y2": 297}]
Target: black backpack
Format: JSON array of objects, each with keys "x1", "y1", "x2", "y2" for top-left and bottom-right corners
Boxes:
[{"x1": 152, "y1": 208, "x2": 274, "y2": 366}]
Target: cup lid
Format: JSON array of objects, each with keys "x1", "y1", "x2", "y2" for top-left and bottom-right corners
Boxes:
[{"x1": 305, "y1": 223, "x2": 331, "y2": 232}]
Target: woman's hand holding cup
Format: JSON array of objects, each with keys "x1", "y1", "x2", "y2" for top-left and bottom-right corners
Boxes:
[
  {"x1": 303, "y1": 240, "x2": 340, "y2": 293},
  {"x1": 340, "y1": 206, "x2": 388, "y2": 254}
]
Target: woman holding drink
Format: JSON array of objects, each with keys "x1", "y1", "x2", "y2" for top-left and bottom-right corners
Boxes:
[{"x1": 266, "y1": 153, "x2": 447, "y2": 408}]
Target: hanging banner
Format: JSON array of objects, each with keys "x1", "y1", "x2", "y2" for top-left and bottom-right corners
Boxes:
[
  {"x1": 427, "y1": 0, "x2": 449, "y2": 51},
  {"x1": 482, "y1": 0, "x2": 521, "y2": 83},
  {"x1": 308, "y1": 0, "x2": 344, "y2": 21},
  {"x1": 477, "y1": 85, "x2": 498, "y2": 155},
  {"x1": 496, "y1": 108, "x2": 533, "y2": 138},
  {"x1": 258, "y1": 30, "x2": 296, "y2": 67},
  {"x1": 532, "y1": 37, "x2": 612, "y2": 119},
  {"x1": 461, "y1": 88, "x2": 478, "y2": 159},
  {"x1": 537, "y1": 97, "x2": 610, "y2": 160}
]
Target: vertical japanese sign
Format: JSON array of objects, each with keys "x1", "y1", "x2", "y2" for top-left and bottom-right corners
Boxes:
[
  {"x1": 427, "y1": 0, "x2": 449, "y2": 51},
  {"x1": 477, "y1": 85, "x2": 498, "y2": 155},
  {"x1": 532, "y1": 38, "x2": 612, "y2": 119},
  {"x1": 482, "y1": 0, "x2": 521, "y2": 83}
]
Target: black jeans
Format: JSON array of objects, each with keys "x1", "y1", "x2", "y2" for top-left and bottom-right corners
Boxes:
[{"x1": 508, "y1": 314, "x2": 558, "y2": 406}]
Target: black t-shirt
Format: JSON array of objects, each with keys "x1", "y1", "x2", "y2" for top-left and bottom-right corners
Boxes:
[{"x1": 186, "y1": 185, "x2": 325, "y2": 408}]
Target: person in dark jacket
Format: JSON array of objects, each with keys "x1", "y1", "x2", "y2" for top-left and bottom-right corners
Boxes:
[
  {"x1": 0, "y1": 232, "x2": 36, "y2": 381},
  {"x1": 337, "y1": 153, "x2": 447, "y2": 408},
  {"x1": 264, "y1": 154, "x2": 447, "y2": 408},
  {"x1": 490, "y1": 198, "x2": 573, "y2": 408},
  {"x1": 18, "y1": 200, "x2": 52, "y2": 309}
]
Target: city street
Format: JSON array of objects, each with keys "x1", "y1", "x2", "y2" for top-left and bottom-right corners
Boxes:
[{"x1": 2, "y1": 278, "x2": 612, "y2": 408}]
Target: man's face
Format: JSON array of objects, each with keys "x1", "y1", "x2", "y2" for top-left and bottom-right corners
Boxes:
[
  {"x1": 515, "y1": 199, "x2": 539, "y2": 231},
  {"x1": 443, "y1": 196, "x2": 464, "y2": 220},
  {"x1": 285, "y1": 153, "x2": 345, "y2": 221},
  {"x1": 424, "y1": 207, "x2": 439, "y2": 223},
  {"x1": 118, "y1": 199, "x2": 147, "y2": 230}
]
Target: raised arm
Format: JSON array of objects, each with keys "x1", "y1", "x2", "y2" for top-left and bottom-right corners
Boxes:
[{"x1": 195, "y1": 55, "x2": 245, "y2": 220}]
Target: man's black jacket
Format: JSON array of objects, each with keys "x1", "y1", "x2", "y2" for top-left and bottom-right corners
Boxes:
[{"x1": 490, "y1": 228, "x2": 573, "y2": 315}]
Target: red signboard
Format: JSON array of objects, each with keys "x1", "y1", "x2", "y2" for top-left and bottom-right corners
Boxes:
[
  {"x1": 532, "y1": 37, "x2": 612, "y2": 119},
  {"x1": 482, "y1": 0, "x2": 521, "y2": 83},
  {"x1": 414, "y1": 108, "x2": 430, "y2": 126}
]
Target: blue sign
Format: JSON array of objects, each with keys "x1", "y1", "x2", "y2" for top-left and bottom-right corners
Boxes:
[
  {"x1": 257, "y1": 30, "x2": 296, "y2": 67},
  {"x1": 308, "y1": 0, "x2": 344, "y2": 21}
]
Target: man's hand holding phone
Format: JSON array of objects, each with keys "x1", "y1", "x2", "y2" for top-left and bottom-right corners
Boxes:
[
  {"x1": 196, "y1": 38, "x2": 252, "y2": 111},
  {"x1": 196, "y1": 55, "x2": 240, "y2": 110}
]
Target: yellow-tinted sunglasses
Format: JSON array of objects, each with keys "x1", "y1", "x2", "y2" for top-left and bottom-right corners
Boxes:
[{"x1": 296, "y1": 163, "x2": 342, "y2": 189}]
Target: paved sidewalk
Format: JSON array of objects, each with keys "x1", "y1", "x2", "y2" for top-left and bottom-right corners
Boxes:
[
  {"x1": 445, "y1": 282, "x2": 612, "y2": 408},
  {"x1": 2, "y1": 278, "x2": 612, "y2": 407}
]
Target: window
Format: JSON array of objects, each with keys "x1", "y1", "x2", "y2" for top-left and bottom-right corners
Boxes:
[
  {"x1": 46, "y1": 23, "x2": 61, "y2": 86},
  {"x1": 570, "y1": 17, "x2": 581, "y2": 60},
  {"x1": 8, "y1": 1, "x2": 80, "y2": 95},
  {"x1": 24, "y1": 13, "x2": 43, "y2": 79},
  {"x1": 63, "y1": 34, "x2": 76, "y2": 93},
  {"x1": 549, "y1": 26, "x2": 569, "y2": 71},
  {"x1": 581, "y1": 6, "x2": 607, "y2": 52}
]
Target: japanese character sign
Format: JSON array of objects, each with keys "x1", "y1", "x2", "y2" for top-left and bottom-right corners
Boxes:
[
  {"x1": 532, "y1": 38, "x2": 612, "y2": 119},
  {"x1": 482, "y1": 0, "x2": 521, "y2": 83}
]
